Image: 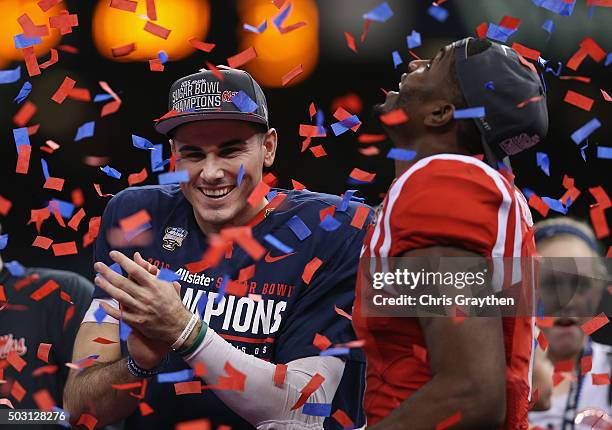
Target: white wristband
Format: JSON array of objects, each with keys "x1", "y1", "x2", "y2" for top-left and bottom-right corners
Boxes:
[{"x1": 171, "y1": 312, "x2": 199, "y2": 351}]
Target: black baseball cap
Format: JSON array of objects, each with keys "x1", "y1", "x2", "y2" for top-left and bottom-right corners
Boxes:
[
  {"x1": 453, "y1": 37, "x2": 548, "y2": 165},
  {"x1": 154, "y1": 66, "x2": 269, "y2": 136}
]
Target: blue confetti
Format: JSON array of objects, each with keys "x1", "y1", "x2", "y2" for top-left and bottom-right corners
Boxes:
[
  {"x1": 157, "y1": 369, "x2": 194, "y2": 383},
  {"x1": 0, "y1": 234, "x2": 8, "y2": 250},
  {"x1": 101, "y1": 165, "x2": 122, "y2": 179},
  {"x1": 542, "y1": 197, "x2": 568, "y2": 214},
  {"x1": 266, "y1": 190, "x2": 278, "y2": 201},
  {"x1": 215, "y1": 275, "x2": 230, "y2": 304},
  {"x1": 580, "y1": 144, "x2": 588, "y2": 162},
  {"x1": 597, "y1": 146, "x2": 612, "y2": 160},
  {"x1": 571, "y1": 118, "x2": 601, "y2": 145},
  {"x1": 532, "y1": 0, "x2": 576, "y2": 15},
  {"x1": 6, "y1": 260, "x2": 26, "y2": 277},
  {"x1": 151, "y1": 144, "x2": 164, "y2": 172},
  {"x1": 453, "y1": 107, "x2": 485, "y2": 119},
  {"x1": 287, "y1": 215, "x2": 312, "y2": 241},
  {"x1": 13, "y1": 127, "x2": 30, "y2": 150},
  {"x1": 544, "y1": 61, "x2": 562, "y2": 77},
  {"x1": 41, "y1": 159, "x2": 50, "y2": 180},
  {"x1": 264, "y1": 234, "x2": 294, "y2": 253},
  {"x1": 94, "y1": 305, "x2": 107, "y2": 324},
  {"x1": 75, "y1": 121, "x2": 95, "y2": 141},
  {"x1": 14, "y1": 81, "x2": 32, "y2": 103},
  {"x1": 391, "y1": 51, "x2": 402, "y2": 69},
  {"x1": 272, "y1": 2, "x2": 292, "y2": 30},
  {"x1": 363, "y1": 2, "x2": 393, "y2": 23},
  {"x1": 158, "y1": 50, "x2": 168, "y2": 64},
  {"x1": 522, "y1": 187, "x2": 535, "y2": 199},
  {"x1": 132, "y1": 134, "x2": 156, "y2": 150},
  {"x1": 243, "y1": 20, "x2": 267, "y2": 34},
  {"x1": 331, "y1": 115, "x2": 361, "y2": 136},
  {"x1": 158, "y1": 268, "x2": 181, "y2": 282},
  {"x1": 536, "y1": 152, "x2": 550, "y2": 176},
  {"x1": 542, "y1": 19, "x2": 555, "y2": 34},
  {"x1": 302, "y1": 403, "x2": 333, "y2": 417},
  {"x1": 320, "y1": 347, "x2": 350, "y2": 357},
  {"x1": 315, "y1": 109, "x2": 324, "y2": 127},
  {"x1": 427, "y1": 5, "x2": 449, "y2": 22},
  {"x1": 319, "y1": 215, "x2": 341, "y2": 232},
  {"x1": 48, "y1": 199, "x2": 74, "y2": 218},
  {"x1": 120, "y1": 319, "x2": 132, "y2": 341},
  {"x1": 337, "y1": 190, "x2": 357, "y2": 212},
  {"x1": 387, "y1": 148, "x2": 416, "y2": 161},
  {"x1": 406, "y1": 30, "x2": 421, "y2": 49},
  {"x1": 14, "y1": 33, "x2": 42, "y2": 49},
  {"x1": 486, "y1": 23, "x2": 517, "y2": 43},
  {"x1": 109, "y1": 262, "x2": 123, "y2": 275},
  {"x1": 231, "y1": 90, "x2": 258, "y2": 113},
  {"x1": 196, "y1": 295, "x2": 207, "y2": 316},
  {"x1": 0, "y1": 65, "x2": 21, "y2": 85},
  {"x1": 159, "y1": 170, "x2": 189, "y2": 185},
  {"x1": 485, "y1": 81, "x2": 495, "y2": 90},
  {"x1": 605, "y1": 53, "x2": 612, "y2": 67},
  {"x1": 93, "y1": 93, "x2": 114, "y2": 102},
  {"x1": 237, "y1": 164, "x2": 245, "y2": 186}
]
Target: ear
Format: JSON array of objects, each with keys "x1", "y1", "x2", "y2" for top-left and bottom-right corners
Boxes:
[
  {"x1": 262, "y1": 128, "x2": 278, "y2": 168},
  {"x1": 423, "y1": 100, "x2": 455, "y2": 128}
]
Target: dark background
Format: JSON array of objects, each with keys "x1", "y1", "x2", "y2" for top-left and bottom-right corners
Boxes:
[{"x1": 0, "y1": 0, "x2": 610, "y2": 281}]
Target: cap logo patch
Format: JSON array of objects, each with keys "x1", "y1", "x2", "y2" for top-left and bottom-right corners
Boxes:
[
  {"x1": 499, "y1": 133, "x2": 541, "y2": 155},
  {"x1": 171, "y1": 78, "x2": 222, "y2": 112}
]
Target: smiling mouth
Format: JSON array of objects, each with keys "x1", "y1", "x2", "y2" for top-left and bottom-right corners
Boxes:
[{"x1": 199, "y1": 186, "x2": 236, "y2": 199}]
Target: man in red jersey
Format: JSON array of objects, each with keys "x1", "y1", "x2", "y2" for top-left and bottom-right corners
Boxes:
[{"x1": 353, "y1": 37, "x2": 549, "y2": 429}]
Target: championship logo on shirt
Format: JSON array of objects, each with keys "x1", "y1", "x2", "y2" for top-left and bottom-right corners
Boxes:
[
  {"x1": 162, "y1": 227, "x2": 188, "y2": 251},
  {"x1": 0, "y1": 334, "x2": 27, "y2": 359}
]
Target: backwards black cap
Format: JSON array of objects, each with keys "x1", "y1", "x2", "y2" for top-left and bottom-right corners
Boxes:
[
  {"x1": 453, "y1": 37, "x2": 549, "y2": 166},
  {"x1": 154, "y1": 66, "x2": 269, "y2": 136}
]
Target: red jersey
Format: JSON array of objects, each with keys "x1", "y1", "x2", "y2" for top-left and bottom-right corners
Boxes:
[{"x1": 353, "y1": 154, "x2": 536, "y2": 429}]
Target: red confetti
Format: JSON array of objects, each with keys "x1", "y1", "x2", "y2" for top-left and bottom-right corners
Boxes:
[
  {"x1": 590, "y1": 206, "x2": 609, "y2": 239},
  {"x1": 76, "y1": 413, "x2": 98, "y2": 430},
  {"x1": 499, "y1": 15, "x2": 522, "y2": 29},
  {"x1": 13, "y1": 101, "x2": 37, "y2": 127},
  {"x1": 313, "y1": 333, "x2": 332, "y2": 351},
  {"x1": 309, "y1": 102, "x2": 316, "y2": 119},
  {"x1": 528, "y1": 193, "x2": 550, "y2": 217},
  {"x1": 43, "y1": 177, "x2": 65, "y2": 191},
  {"x1": 93, "y1": 337, "x2": 118, "y2": 344},
  {"x1": 68, "y1": 87, "x2": 92, "y2": 102},
  {"x1": 559, "y1": 75, "x2": 591, "y2": 83},
  {"x1": 281, "y1": 64, "x2": 303, "y2": 86},
  {"x1": 309, "y1": 145, "x2": 327, "y2": 157},
  {"x1": 139, "y1": 401, "x2": 154, "y2": 416},
  {"x1": 290, "y1": 373, "x2": 325, "y2": 410},
  {"x1": 247, "y1": 181, "x2": 270, "y2": 207},
  {"x1": 30, "y1": 280, "x2": 60, "y2": 301},
  {"x1": 413, "y1": 344, "x2": 428, "y2": 363},
  {"x1": 555, "y1": 359, "x2": 574, "y2": 373},
  {"x1": 299, "y1": 124, "x2": 326, "y2": 137},
  {"x1": 216, "y1": 362, "x2": 246, "y2": 392},
  {"x1": 52, "y1": 241, "x2": 78, "y2": 256},
  {"x1": 188, "y1": 37, "x2": 215, "y2": 53},
  {"x1": 319, "y1": 205, "x2": 336, "y2": 222},
  {"x1": 68, "y1": 208, "x2": 86, "y2": 231},
  {"x1": 119, "y1": 210, "x2": 151, "y2": 234},
  {"x1": 344, "y1": 32, "x2": 357, "y2": 53},
  {"x1": 49, "y1": 10, "x2": 79, "y2": 35},
  {"x1": 582, "y1": 313, "x2": 610, "y2": 336},
  {"x1": 360, "y1": 19, "x2": 372, "y2": 43},
  {"x1": 592, "y1": 373, "x2": 611, "y2": 385},
  {"x1": 476, "y1": 22, "x2": 488, "y2": 39},
  {"x1": 273, "y1": 363, "x2": 287, "y2": 387},
  {"x1": 145, "y1": 0, "x2": 157, "y2": 20},
  {"x1": 39, "y1": 49, "x2": 58, "y2": 69},
  {"x1": 227, "y1": 46, "x2": 257, "y2": 68},
  {"x1": 7, "y1": 351, "x2": 27, "y2": 372},
  {"x1": 589, "y1": 186, "x2": 611, "y2": 209},
  {"x1": 332, "y1": 409, "x2": 354, "y2": 429},
  {"x1": 601, "y1": 89, "x2": 612, "y2": 102},
  {"x1": 149, "y1": 59, "x2": 165, "y2": 72},
  {"x1": 205, "y1": 62, "x2": 223, "y2": 80},
  {"x1": 111, "y1": 43, "x2": 136, "y2": 57},
  {"x1": 350, "y1": 205, "x2": 371, "y2": 229},
  {"x1": 0, "y1": 195, "x2": 13, "y2": 216},
  {"x1": 144, "y1": 21, "x2": 170, "y2": 39},
  {"x1": 302, "y1": 257, "x2": 323, "y2": 284},
  {"x1": 37, "y1": 0, "x2": 62, "y2": 12},
  {"x1": 22, "y1": 46, "x2": 41, "y2": 76},
  {"x1": 581, "y1": 37, "x2": 606, "y2": 62},
  {"x1": 37, "y1": 343, "x2": 51, "y2": 363},
  {"x1": 436, "y1": 411, "x2": 462, "y2": 429},
  {"x1": 358, "y1": 134, "x2": 385, "y2": 143},
  {"x1": 358, "y1": 146, "x2": 380, "y2": 156},
  {"x1": 94, "y1": 183, "x2": 114, "y2": 198},
  {"x1": 16, "y1": 145, "x2": 32, "y2": 175},
  {"x1": 32, "y1": 365, "x2": 58, "y2": 377},
  {"x1": 110, "y1": 0, "x2": 137, "y2": 12},
  {"x1": 175, "y1": 419, "x2": 211, "y2": 430},
  {"x1": 511, "y1": 42, "x2": 540, "y2": 61},
  {"x1": 112, "y1": 382, "x2": 143, "y2": 390},
  {"x1": 10, "y1": 381, "x2": 26, "y2": 401},
  {"x1": 334, "y1": 305, "x2": 352, "y2": 321},
  {"x1": 99, "y1": 81, "x2": 122, "y2": 117},
  {"x1": 581, "y1": 355, "x2": 593, "y2": 375},
  {"x1": 128, "y1": 168, "x2": 148, "y2": 186},
  {"x1": 174, "y1": 381, "x2": 202, "y2": 395},
  {"x1": 17, "y1": 13, "x2": 49, "y2": 38},
  {"x1": 537, "y1": 331, "x2": 548, "y2": 351},
  {"x1": 58, "y1": 44, "x2": 78, "y2": 53},
  {"x1": 516, "y1": 96, "x2": 545, "y2": 108},
  {"x1": 349, "y1": 168, "x2": 376, "y2": 183},
  {"x1": 379, "y1": 109, "x2": 409, "y2": 126},
  {"x1": 51, "y1": 76, "x2": 75, "y2": 104},
  {"x1": 564, "y1": 90, "x2": 594, "y2": 111}
]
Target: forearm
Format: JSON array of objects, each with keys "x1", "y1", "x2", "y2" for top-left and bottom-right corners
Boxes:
[
  {"x1": 183, "y1": 326, "x2": 344, "y2": 428},
  {"x1": 369, "y1": 375, "x2": 505, "y2": 430},
  {"x1": 64, "y1": 357, "x2": 141, "y2": 428}
]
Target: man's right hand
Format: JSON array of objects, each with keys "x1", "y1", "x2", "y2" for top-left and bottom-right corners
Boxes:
[{"x1": 127, "y1": 329, "x2": 169, "y2": 370}]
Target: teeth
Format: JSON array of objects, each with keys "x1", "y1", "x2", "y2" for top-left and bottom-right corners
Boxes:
[{"x1": 201, "y1": 186, "x2": 232, "y2": 198}]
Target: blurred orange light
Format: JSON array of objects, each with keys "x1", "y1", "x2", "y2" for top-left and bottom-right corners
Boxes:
[
  {"x1": 0, "y1": 0, "x2": 64, "y2": 64},
  {"x1": 92, "y1": 0, "x2": 210, "y2": 62},
  {"x1": 237, "y1": 0, "x2": 319, "y2": 88}
]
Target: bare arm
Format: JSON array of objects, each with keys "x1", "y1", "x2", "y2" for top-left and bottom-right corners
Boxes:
[
  {"x1": 63, "y1": 322, "x2": 141, "y2": 428},
  {"x1": 370, "y1": 246, "x2": 507, "y2": 430}
]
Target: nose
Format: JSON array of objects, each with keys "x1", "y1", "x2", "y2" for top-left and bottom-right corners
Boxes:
[
  {"x1": 408, "y1": 59, "x2": 428, "y2": 72},
  {"x1": 198, "y1": 155, "x2": 224, "y2": 183}
]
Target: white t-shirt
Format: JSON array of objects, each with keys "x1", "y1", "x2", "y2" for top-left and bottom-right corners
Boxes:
[{"x1": 529, "y1": 341, "x2": 612, "y2": 429}]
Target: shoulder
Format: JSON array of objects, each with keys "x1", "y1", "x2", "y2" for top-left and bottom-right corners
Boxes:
[
  {"x1": 104, "y1": 184, "x2": 185, "y2": 216},
  {"x1": 27, "y1": 267, "x2": 94, "y2": 298},
  {"x1": 279, "y1": 189, "x2": 373, "y2": 222}
]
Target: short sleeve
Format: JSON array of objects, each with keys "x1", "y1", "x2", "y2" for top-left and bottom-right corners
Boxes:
[{"x1": 386, "y1": 158, "x2": 513, "y2": 257}]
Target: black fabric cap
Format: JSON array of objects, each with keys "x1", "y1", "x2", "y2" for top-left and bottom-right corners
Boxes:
[
  {"x1": 154, "y1": 66, "x2": 269, "y2": 136},
  {"x1": 453, "y1": 37, "x2": 549, "y2": 162}
]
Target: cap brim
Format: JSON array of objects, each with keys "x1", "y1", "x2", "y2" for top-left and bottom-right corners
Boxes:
[{"x1": 154, "y1": 112, "x2": 268, "y2": 136}]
